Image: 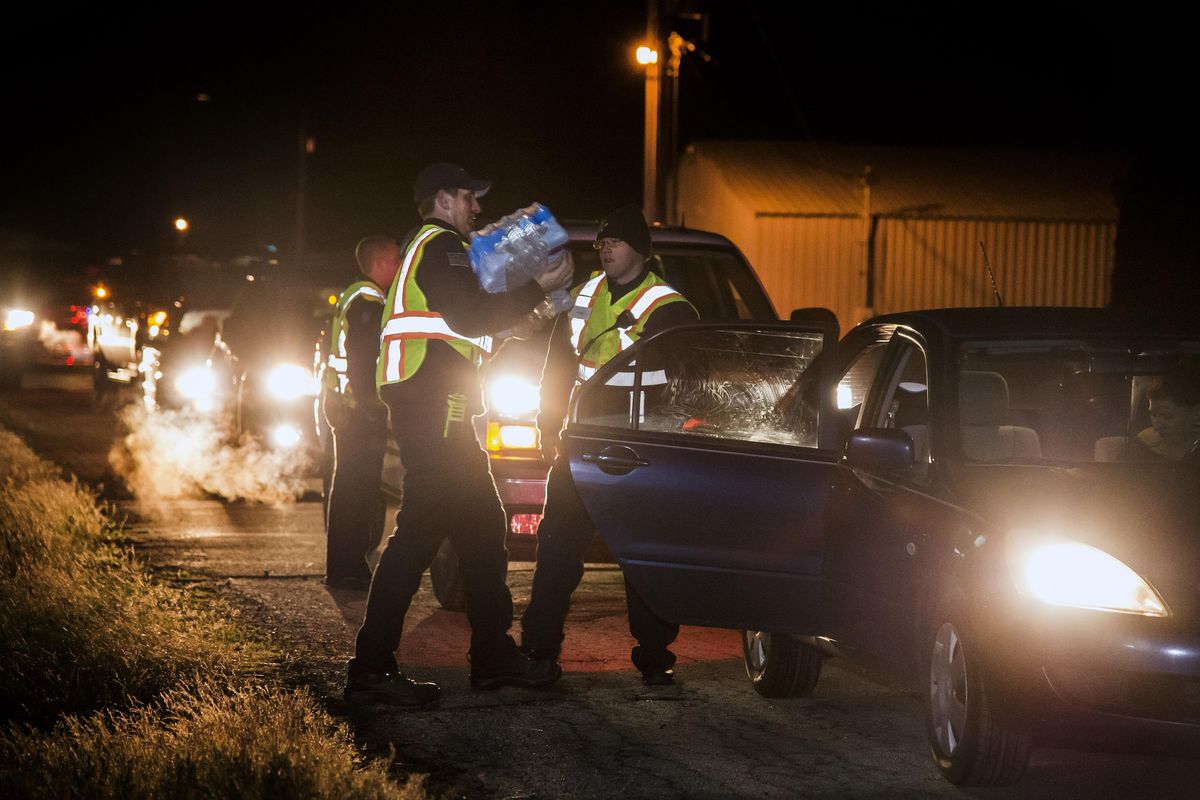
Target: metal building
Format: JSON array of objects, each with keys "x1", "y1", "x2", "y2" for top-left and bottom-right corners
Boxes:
[{"x1": 673, "y1": 141, "x2": 1125, "y2": 331}]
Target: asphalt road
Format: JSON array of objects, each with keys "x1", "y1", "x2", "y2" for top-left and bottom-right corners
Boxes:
[{"x1": 3, "y1": 368, "x2": 1199, "y2": 799}]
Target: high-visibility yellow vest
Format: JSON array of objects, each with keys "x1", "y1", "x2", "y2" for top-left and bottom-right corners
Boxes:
[
  {"x1": 321, "y1": 279, "x2": 385, "y2": 409},
  {"x1": 377, "y1": 224, "x2": 494, "y2": 387},
  {"x1": 568, "y1": 269, "x2": 689, "y2": 385}
]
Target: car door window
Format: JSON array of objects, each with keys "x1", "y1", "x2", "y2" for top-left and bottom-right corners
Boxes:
[
  {"x1": 574, "y1": 326, "x2": 828, "y2": 447},
  {"x1": 873, "y1": 341, "x2": 932, "y2": 479},
  {"x1": 837, "y1": 342, "x2": 889, "y2": 431}
]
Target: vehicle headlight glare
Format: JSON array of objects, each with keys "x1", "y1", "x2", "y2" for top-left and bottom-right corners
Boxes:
[
  {"x1": 175, "y1": 365, "x2": 216, "y2": 401},
  {"x1": 4, "y1": 309, "x2": 35, "y2": 331},
  {"x1": 1008, "y1": 533, "x2": 1168, "y2": 617},
  {"x1": 266, "y1": 363, "x2": 319, "y2": 401},
  {"x1": 270, "y1": 424, "x2": 302, "y2": 448},
  {"x1": 489, "y1": 376, "x2": 540, "y2": 417}
]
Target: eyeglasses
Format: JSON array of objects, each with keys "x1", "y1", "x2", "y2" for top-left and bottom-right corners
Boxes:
[{"x1": 592, "y1": 238, "x2": 626, "y2": 251}]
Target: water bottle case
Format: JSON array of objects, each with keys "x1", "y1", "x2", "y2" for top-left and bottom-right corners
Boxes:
[{"x1": 468, "y1": 203, "x2": 569, "y2": 298}]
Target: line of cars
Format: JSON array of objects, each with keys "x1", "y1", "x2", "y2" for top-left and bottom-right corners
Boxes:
[{"x1": 1, "y1": 277, "x2": 98, "y2": 389}]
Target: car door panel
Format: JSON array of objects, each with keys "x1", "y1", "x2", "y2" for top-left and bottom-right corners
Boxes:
[
  {"x1": 566, "y1": 321, "x2": 839, "y2": 634},
  {"x1": 569, "y1": 432, "x2": 836, "y2": 631}
]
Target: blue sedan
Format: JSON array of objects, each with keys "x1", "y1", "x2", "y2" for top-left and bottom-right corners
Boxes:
[{"x1": 563, "y1": 308, "x2": 1200, "y2": 787}]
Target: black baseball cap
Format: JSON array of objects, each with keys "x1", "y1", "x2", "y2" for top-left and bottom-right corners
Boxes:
[{"x1": 412, "y1": 162, "x2": 491, "y2": 205}]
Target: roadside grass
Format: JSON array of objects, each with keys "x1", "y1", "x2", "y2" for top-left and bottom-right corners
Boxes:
[
  {"x1": 1, "y1": 686, "x2": 420, "y2": 800},
  {"x1": 0, "y1": 429, "x2": 422, "y2": 798}
]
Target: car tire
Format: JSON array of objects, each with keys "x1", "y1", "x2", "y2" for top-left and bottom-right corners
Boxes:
[
  {"x1": 925, "y1": 594, "x2": 1031, "y2": 786},
  {"x1": 741, "y1": 630, "x2": 822, "y2": 698},
  {"x1": 430, "y1": 539, "x2": 467, "y2": 612}
]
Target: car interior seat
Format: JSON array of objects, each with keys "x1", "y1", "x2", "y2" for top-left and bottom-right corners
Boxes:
[{"x1": 959, "y1": 370, "x2": 1042, "y2": 461}]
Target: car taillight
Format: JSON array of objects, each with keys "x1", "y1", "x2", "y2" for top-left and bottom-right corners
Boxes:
[
  {"x1": 486, "y1": 421, "x2": 539, "y2": 452},
  {"x1": 510, "y1": 513, "x2": 542, "y2": 535}
]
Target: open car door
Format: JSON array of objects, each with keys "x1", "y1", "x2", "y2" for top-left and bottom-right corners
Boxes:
[{"x1": 565, "y1": 319, "x2": 840, "y2": 634}]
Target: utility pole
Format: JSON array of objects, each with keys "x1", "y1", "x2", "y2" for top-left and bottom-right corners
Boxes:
[{"x1": 641, "y1": 0, "x2": 662, "y2": 222}]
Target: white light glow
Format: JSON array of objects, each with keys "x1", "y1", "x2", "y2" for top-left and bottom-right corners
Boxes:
[
  {"x1": 837, "y1": 383, "x2": 853, "y2": 409},
  {"x1": 265, "y1": 363, "x2": 319, "y2": 401},
  {"x1": 270, "y1": 424, "x2": 302, "y2": 448},
  {"x1": 1010, "y1": 535, "x2": 1168, "y2": 617},
  {"x1": 488, "y1": 375, "x2": 540, "y2": 417},
  {"x1": 175, "y1": 365, "x2": 216, "y2": 401},
  {"x1": 4, "y1": 309, "x2": 35, "y2": 331}
]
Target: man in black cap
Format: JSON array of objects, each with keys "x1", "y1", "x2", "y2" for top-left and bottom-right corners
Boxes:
[
  {"x1": 520, "y1": 204, "x2": 698, "y2": 686},
  {"x1": 345, "y1": 162, "x2": 571, "y2": 707}
]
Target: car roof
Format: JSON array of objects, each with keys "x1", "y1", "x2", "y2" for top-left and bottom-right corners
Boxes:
[
  {"x1": 564, "y1": 220, "x2": 737, "y2": 248},
  {"x1": 863, "y1": 307, "x2": 1200, "y2": 340}
]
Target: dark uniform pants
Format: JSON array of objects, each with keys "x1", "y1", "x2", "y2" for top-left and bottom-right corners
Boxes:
[
  {"x1": 325, "y1": 407, "x2": 388, "y2": 581},
  {"x1": 352, "y1": 395, "x2": 516, "y2": 675},
  {"x1": 521, "y1": 458, "x2": 679, "y2": 674}
]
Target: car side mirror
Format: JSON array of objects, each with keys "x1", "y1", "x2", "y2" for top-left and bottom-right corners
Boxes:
[{"x1": 845, "y1": 428, "x2": 914, "y2": 472}]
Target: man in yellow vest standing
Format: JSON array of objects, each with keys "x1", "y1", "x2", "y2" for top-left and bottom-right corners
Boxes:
[
  {"x1": 521, "y1": 204, "x2": 698, "y2": 686},
  {"x1": 320, "y1": 235, "x2": 400, "y2": 589},
  {"x1": 346, "y1": 163, "x2": 571, "y2": 707}
]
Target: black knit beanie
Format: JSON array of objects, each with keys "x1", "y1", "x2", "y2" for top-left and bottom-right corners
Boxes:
[{"x1": 596, "y1": 204, "x2": 652, "y2": 257}]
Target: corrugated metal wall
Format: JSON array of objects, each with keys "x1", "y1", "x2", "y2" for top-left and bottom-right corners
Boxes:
[
  {"x1": 675, "y1": 147, "x2": 1117, "y2": 333},
  {"x1": 752, "y1": 214, "x2": 866, "y2": 325},
  {"x1": 874, "y1": 217, "x2": 1116, "y2": 314}
]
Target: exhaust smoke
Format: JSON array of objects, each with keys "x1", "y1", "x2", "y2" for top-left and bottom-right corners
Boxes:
[{"x1": 110, "y1": 404, "x2": 312, "y2": 504}]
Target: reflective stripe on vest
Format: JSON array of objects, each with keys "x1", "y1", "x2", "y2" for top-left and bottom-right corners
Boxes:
[
  {"x1": 378, "y1": 225, "x2": 494, "y2": 386},
  {"x1": 323, "y1": 281, "x2": 385, "y2": 402},
  {"x1": 568, "y1": 270, "x2": 687, "y2": 386}
]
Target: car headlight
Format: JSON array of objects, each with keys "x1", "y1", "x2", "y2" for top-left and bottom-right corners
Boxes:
[
  {"x1": 175, "y1": 365, "x2": 217, "y2": 401},
  {"x1": 265, "y1": 363, "x2": 319, "y2": 401},
  {"x1": 1007, "y1": 532, "x2": 1169, "y2": 617},
  {"x1": 4, "y1": 309, "x2": 35, "y2": 331},
  {"x1": 488, "y1": 375, "x2": 540, "y2": 417}
]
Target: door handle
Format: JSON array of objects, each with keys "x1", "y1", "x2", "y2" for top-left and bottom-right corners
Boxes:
[{"x1": 581, "y1": 446, "x2": 649, "y2": 475}]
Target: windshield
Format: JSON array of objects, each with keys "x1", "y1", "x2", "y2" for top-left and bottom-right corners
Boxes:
[{"x1": 957, "y1": 338, "x2": 1200, "y2": 465}]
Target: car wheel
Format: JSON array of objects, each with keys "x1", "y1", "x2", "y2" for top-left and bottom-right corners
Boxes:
[
  {"x1": 741, "y1": 630, "x2": 822, "y2": 698},
  {"x1": 430, "y1": 539, "x2": 467, "y2": 612},
  {"x1": 926, "y1": 597, "x2": 1031, "y2": 786}
]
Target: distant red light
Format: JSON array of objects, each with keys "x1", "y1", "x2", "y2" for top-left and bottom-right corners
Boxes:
[
  {"x1": 66, "y1": 356, "x2": 75, "y2": 366},
  {"x1": 510, "y1": 513, "x2": 543, "y2": 535}
]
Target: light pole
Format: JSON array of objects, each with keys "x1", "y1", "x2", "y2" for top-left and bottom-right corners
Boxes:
[{"x1": 638, "y1": 41, "x2": 661, "y2": 222}]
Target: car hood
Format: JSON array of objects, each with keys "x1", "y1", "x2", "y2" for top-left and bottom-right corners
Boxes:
[{"x1": 954, "y1": 465, "x2": 1200, "y2": 602}]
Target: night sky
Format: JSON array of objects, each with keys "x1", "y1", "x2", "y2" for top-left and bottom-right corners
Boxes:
[{"x1": 1, "y1": 2, "x2": 1190, "y2": 267}]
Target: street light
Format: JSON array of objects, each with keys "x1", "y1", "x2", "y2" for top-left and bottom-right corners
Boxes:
[
  {"x1": 174, "y1": 217, "x2": 190, "y2": 233},
  {"x1": 636, "y1": 46, "x2": 658, "y2": 65}
]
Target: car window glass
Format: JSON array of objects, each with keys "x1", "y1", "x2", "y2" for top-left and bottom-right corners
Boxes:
[
  {"x1": 837, "y1": 342, "x2": 888, "y2": 430},
  {"x1": 575, "y1": 327, "x2": 826, "y2": 447},
  {"x1": 958, "y1": 338, "x2": 1200, "y2": 465},
  {"x1": 877, "y1": 343, "x2": 931, "y2": 477}
]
